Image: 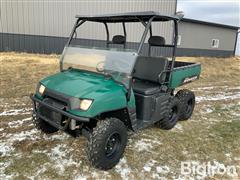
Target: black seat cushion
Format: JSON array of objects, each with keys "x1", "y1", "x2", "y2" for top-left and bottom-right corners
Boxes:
[
  {"x1": 133, "y1": 56, "x2": 168, "y2": 83},
  {"x1": 132, "y1": 80, "x2": 161, "y2": 95}
]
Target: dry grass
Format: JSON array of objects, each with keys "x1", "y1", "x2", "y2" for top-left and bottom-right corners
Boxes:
[
  {"x1": 0, "y1": 52, "x2": 58, "y2": 99},
  {"x1": 0, "y1": 52, "x2": 240, "y2": 179},
  {"x1": 176, "y1": 56, "x2": 240, "y2": 82}
]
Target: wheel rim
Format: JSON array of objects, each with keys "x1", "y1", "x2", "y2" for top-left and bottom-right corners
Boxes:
[
  {"x1": 186, "y1": 99, "x2": 193, "y2": 114},
  {"x1": 105, "y1": 132, "x2": 121, "y2": 158}
]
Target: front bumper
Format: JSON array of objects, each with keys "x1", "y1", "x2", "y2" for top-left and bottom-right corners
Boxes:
[{"x1": 30, "y1": 94, "x2": 90, "y2": 130}]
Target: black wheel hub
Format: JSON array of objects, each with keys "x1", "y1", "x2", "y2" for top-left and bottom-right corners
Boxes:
[
  {"x1": 169, "y1": 106, "x2": 177, "y2": 122},
  {"x1": 186, "y1": 99, "x2": 193, "y2": 114},
  {"x1": 105, "y1": 132, "x2": 121, "y2": 158}
]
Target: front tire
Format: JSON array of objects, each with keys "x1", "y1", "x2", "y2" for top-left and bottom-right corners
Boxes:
[{"x1": 87, "y1": 118, "x2": 127, "y2": 170}]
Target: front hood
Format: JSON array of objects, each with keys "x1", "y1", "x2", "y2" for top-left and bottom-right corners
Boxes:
[{"x1": 40, "y1": 69, "x2": 125, "y2": 98}]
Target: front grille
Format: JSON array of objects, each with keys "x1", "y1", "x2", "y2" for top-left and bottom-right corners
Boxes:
[
  {"x1": 44, "y1": 89, "x2": 69, "y2": 108},
  {"x1": 38, "y1": 98, "x2": 65, "y2": 126}
]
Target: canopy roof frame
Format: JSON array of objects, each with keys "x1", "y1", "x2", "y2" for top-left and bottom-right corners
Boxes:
[
  {"x1": 61, "y1": 11, "x2": 182, "y2": 100},
  {"x1": 75, "y1": 11, "x2": 180, "y2": 23}
]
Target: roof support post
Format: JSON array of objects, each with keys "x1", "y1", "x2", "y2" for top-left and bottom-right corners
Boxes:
[
  {"x1": 104, "y1": 22, "x2": 110, "y2": 48},
  {"x1": 122, "y1": 22, "x2": 127, "y2": 48},
  {"x1": 66, "y1": 19, "x2": 85, "y2": 46},
  {"x1": 137, "y1": 16, "x2": 155, "y2": 54},
  {"x1": 60, "y1": 19, "x2": 85, "y2": 71},
  {"x1": 168, "y1": 20, "x2": 178, "y2": 84}
]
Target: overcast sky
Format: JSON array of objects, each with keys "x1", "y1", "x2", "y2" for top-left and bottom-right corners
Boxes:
[
  {"x1": 177, "y1": 0, "x2": 240, "y2": 55},
  {"x1": 177, "y1": 0, "x2": 239, "y2": 26}
]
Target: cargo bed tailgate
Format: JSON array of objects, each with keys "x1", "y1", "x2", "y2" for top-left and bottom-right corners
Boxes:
[{"x1": 169, "y1": 61, "x2": 201, "y2": 88}]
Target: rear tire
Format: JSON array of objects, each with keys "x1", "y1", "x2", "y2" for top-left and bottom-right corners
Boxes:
[
  {"x1": 157, "y1": 97, "x2": 180, "y2": 130},
  {"x1": 87, "y1": 118, "x2": 127, "y2": 170},
  {"x1": 33, "y1": 115, "x2": 58, "y2": 134},
  {"x1": 175, "y1": 89, "x2": 195, "y2": 121}
]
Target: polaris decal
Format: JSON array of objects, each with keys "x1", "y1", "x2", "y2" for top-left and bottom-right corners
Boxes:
[{"x1": 183, "y1": 76, "x2": 198, "y2": 84}]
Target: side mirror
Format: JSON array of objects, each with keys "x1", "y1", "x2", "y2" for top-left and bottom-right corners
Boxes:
[{"x1": 176, "y1": 11, "x2": 184, "y2": 20}]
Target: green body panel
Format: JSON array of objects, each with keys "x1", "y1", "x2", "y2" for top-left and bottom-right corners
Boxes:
[
  {"x1": 40, "y1": 69, "x2": 134, "y2": 117},
  {"x1": 169, "y1": 64, "x2": 201, "y2": 89},
  {"x1": 127, "y1": 89, "x2": 136, "y2": 109}
]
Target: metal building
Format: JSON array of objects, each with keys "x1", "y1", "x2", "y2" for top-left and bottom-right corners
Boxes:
[
  {"x1": 177, "y1": 18, "x2": 239, "y2": 57},
  {"x1": 0, "y1": 0, "x2": 176, "y2": 55},
  {"x1": 0, "y1": 0, "x2": 238, "y2": 57}
]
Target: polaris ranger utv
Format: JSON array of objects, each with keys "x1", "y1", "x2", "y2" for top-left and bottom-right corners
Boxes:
[{"x1": 30, "y1": 11, "x2": 201, "y2": 170}]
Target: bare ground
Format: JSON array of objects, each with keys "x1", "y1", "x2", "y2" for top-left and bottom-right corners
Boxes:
[{"x1": 0, "y1": 52, "x2": 240, "y2": 179}]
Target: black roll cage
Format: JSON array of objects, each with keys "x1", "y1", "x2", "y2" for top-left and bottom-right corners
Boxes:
[{"x1": 60, "y1": 12, "x2": 182, "y2": 100}]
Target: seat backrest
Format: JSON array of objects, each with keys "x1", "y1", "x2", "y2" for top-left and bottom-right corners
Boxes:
[
  {"x1": 148, "y1": 36, "x2": 166, "y2": 56},
  {"x1": 112, "y1": 35, "x2": 126, "y2": 44},
  {"x1": 148, "y1": 36, "x2": 165, "y2": 46},
  {"x1": 133, "y1": 56, "x2": 168, "y2": 83}
]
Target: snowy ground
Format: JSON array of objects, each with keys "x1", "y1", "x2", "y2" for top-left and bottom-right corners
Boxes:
[{"x1": 0, "y1": 53, "x2": 240, "y2": 179}]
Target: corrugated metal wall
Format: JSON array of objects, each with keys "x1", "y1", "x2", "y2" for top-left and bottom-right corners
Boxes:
[
  {"x1": 178, "y1": 22, "x2": 236, "y2": 51},
  {"x1": 0, "y1": 0, "x2": 176, "y2": 54}
]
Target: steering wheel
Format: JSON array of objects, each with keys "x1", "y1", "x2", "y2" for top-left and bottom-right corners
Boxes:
[{"x1": 96, "y1": 61, "x2": 105, "y2": 72}]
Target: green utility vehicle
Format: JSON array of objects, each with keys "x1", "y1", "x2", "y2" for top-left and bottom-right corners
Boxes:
[{"x1": 31, "y1": 11, "x2": 201, "y2": 170}]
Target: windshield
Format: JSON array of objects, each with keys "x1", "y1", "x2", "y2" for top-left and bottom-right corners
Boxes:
[{"x1": 61, "y1": 46, "x2": 138, "y2": 87}]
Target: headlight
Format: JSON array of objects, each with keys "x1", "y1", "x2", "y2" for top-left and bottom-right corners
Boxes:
[
  {"x1": 80, "y1": 99, "x2": 93, "y2": 111},
  {"x1": 38, "y1": 84, "x2": 46, "y2": 95}
]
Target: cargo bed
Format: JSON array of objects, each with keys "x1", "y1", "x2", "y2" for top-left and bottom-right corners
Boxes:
[{"x1": 169, "y1": 61, "x2": 201, "y2": 88}]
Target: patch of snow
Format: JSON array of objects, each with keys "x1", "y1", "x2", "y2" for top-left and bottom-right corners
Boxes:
[
  {"x1": 134, "y1": 139, "x2": 153, "y2": 152},
  {"x1": 221, "y1": 104, "x2": 236, "y2": 110},
  {"x1": 151, "y1": 173, "x2": 162, "y2": 179},
  {"x1": 8, "y1": 117, "x2": 32, "y2": 128},
  {"x1": 73, "y1": 176, "x2": 88, "y2": 180},
  {"x1": 234, "y1": 157, "x2": 240, "y2": 161},
  {"x1": 32, "y1": 149, "x2": 48, "y2": 154},
  {"x1": 144, "y1": 136, "x2": 162, "y2": 145},
  {"x1": 0, "y1": 119, "x2": 39, "y2": 159},
  {"x1": 172, "y1": 123, "x2": 183, "y2": 132},
  {"x1": 43, "y1": 133, "x2": 69, "y2": 141},
  {"x1": 133, "y1": 136, "x2": 162, "y2": 152},
  {"x1": 205, "y1": 107, "x2": 213, "y2": 114},
  {"x1": 227, "y1": 86, "x2": 240, "y2": 90},
  {"x1": 0, "y1": 128, "x2": 4, "y2": 132},
  {"x1": 143, "y1": 165, "x2": 151, "y2": 172},
  {"x1": 182, "y1": 150, "x2": 189, "y2": 155},
  {"x1": 0, "y1": 108, "x2": 32, "y2": 116},
  {"x1": 225, "y1": 153, "x2": 231, "y2": 158},
  {"x1": 174, "y1": 175, "x2": 194, "y2": 180},
  {"x1": 142, "y1": 160, "x2": 171, "y2": 178},
  {"x1": 48, "y1": 144, "x2": 78, "y2": 174},
  {"x1": 231, "y1": 112, "x2": 240, "y2": 117},
  {"x1": 115, "y1": 157, "x2": 131, "y2": 180},
  {"x1": 6, "y1": 129, "x2": 40, "y2": 142},
  {"x1": 90, "y1": 171, "x2": 110, "y2": 179},
  {"x1": 156, "y1": 165, "x2": 170, "y2": 174},
  {"x1": 27, "y1": 166, "x2": 47, "y2": 180},
  {"x1": 0, "y1": 102, "x2": 10, "y2": 108},
  {"x1": 143, "y1": 159, "x2": 157, "y2": 172},
  {"x1": 196, "y1": 92, "x2": 240, "y2": 103},
  {"x1": 0, "y1": 142, "x2": 14, "y2": 156},
  {"x1": 0, "y1": 132, "x2": 6, "y2": 139},
  {"x1": 195, "y1": 86, "x2": 215, "y2": 90},
  {"x1": 193, "y1": 85, "x2": 230, "y2": 91}
]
